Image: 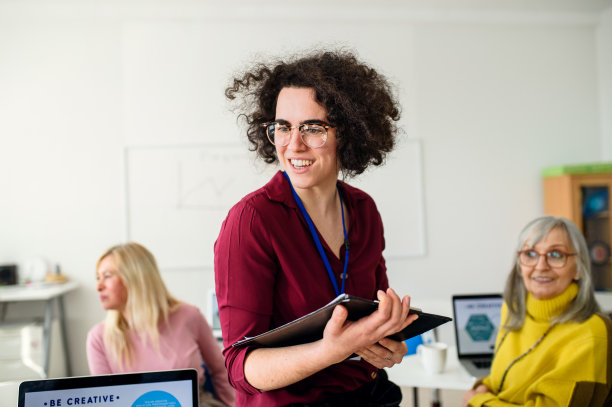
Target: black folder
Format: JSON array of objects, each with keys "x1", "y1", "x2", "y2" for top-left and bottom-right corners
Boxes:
[{"x1": 232, "y1": 293, "x2": 452, "y2": 348}]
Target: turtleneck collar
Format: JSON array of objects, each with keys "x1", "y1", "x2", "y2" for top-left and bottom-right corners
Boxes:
[{"x1": 526, "y1": 282, "x2": 579, "y2": 322}]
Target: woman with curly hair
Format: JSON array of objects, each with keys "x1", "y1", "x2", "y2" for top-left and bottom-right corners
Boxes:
[{"x1": 214, "y1": 49, "x2": 417, "y2": 407}]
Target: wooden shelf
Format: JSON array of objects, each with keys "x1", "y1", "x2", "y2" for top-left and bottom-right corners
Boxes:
[{"x1": 543, "y1": 173, "x2": 612, "y2": 291}]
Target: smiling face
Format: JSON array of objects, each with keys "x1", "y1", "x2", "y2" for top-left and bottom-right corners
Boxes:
[
  {"x1": 274, "y1": 87, "x2": 339, "y2": 194},
  {"x1": 520, "y1": 227, "x2": 578, "y2": 300},
  {"x1": 95, "y1": 254, "x2": 128, "y2": 312}
]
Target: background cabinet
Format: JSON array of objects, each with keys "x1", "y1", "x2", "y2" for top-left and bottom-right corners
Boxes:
[
  {"x1": 0, "y1": 323, "x2": 44, "y2": 381},
  {"x1": 543, "y1": 164, "x2": 612, "y2": 291}
]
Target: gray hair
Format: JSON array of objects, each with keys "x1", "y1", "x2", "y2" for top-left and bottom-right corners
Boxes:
[{"x1": 503, "y1": 216, "x2": 599, "y2": 330}]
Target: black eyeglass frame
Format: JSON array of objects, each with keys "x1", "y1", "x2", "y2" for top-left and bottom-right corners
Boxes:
[{"x1": 261, "y1": 121, "x2": 335, "y2": 149}]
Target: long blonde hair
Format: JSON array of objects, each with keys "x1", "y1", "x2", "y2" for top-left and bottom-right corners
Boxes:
[{"x1": 97, "y1": 242, "x2": 180, "y2": 368}]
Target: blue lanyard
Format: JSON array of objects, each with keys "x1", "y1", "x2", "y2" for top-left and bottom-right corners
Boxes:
[{"x1": 283, "y1": 171, "x2": 350, "y2": 296}]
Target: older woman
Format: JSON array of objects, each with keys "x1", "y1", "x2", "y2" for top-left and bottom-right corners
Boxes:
[
  {"x1": 86, "y1": 242, "x2": 235, "y2": 407},
  {"x1": 462, "y1": 216, "x2": 612, "y2": 407},
  {"x1": 214, "y1": 49, "x2": 417, "y2": 406}
]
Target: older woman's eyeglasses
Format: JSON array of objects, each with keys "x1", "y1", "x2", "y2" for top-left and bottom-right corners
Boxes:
[
  {"x1": 517, "y1": 249, "x2": 577, "y2": 268},
  {"x1": 262, "y1": 121, "x2": 334, "y2": 149}
]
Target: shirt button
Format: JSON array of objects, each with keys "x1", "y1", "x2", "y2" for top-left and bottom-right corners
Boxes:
[{"x1": 371, "y1": 371, "x2": 377, "y2": 379}]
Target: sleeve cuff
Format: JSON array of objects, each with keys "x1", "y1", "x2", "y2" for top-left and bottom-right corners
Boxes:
[{"x1": 468, "y1": 392, "x2": 496, "y2": 407}]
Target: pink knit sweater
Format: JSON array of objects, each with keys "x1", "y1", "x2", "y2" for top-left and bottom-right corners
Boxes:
[{"x1": 86, "y1": 302, "x2": 234, "y2": 406}]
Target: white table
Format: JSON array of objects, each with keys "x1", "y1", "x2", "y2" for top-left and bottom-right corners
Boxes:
[
  {"x1": 0, "y1": 281, "x2": 78, "y2": 378},
  {"x1": 387, "y1": 346, "x2": 475, "y2": 407},
  {"x1": 387, "y1": 346, "x2": 476, "y2": 391}
]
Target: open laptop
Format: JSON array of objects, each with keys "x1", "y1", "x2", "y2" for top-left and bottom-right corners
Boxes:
[
  {"x1": 207, "y1": 289, "x2": 223, "y2": 340},
  {"x1": 18, "y1": 369, "x2": 198, "y2": 407},
  {"x1": 452, "y1": 294, "x2": 503, "y2": 378}
]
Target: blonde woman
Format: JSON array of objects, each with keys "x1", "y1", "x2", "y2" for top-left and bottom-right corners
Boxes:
[{"x1": 86, "y1": 242, "x2": 234, "y2": 407}]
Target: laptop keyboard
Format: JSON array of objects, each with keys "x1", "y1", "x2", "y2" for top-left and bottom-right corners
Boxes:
[{"x1": 473, "y1": 360, "x2": 492, "y2": 368}]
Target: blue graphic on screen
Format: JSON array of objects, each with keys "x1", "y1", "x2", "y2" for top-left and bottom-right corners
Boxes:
[
  {"x1": 132, "y1": 390, "x2": 180, "y2": 407},
  {"x1": 456, "y1": 298, "x2": 502, "y2": 354}
]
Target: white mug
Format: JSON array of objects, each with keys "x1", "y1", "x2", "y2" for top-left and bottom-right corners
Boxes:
[{"x1": 417, "y1": 342, "x2": 448, "y2": 374}]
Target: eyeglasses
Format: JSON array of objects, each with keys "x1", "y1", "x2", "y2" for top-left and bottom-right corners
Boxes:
[
  {"x1": 517, "y1": 249, "x2": 577, "y2": 268},
  {"x1": 262, "y1": 121, "x2": 334, "y2": 149}
]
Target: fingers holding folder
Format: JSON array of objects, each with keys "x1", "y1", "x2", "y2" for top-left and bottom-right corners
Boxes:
[{"x1": 322, "y1": 288, "x2": 418, "y2": 365}]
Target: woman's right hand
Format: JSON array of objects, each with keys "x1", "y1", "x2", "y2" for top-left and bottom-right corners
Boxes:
[{"x1": 321, "y1": 288, "x2": 418, "y2": 364}]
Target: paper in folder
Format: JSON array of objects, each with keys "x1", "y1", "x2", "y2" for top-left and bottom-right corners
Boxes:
[{"x1": 232, "y1": 293, "x2": 452, "y2": 348}]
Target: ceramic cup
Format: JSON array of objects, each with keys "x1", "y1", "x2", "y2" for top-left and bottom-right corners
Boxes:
[{"x1": 417, "y1": 342, "x2": 448, "y2": 374}]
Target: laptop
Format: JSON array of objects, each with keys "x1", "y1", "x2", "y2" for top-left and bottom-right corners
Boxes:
[
  {"x1": 452, "y1": 294, "x2": 503, "y2": 378},
  {"x1": 18, "y1": 369, "x2": 198, "y2": 407},
  {"x1": 207, "y1": 289, "x2": 223, "y2": 340}
]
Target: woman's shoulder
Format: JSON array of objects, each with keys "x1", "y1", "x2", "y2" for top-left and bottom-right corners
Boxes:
[
  {"x1": 226, "y1": 172, "x2": 291, "y2": 217},
  {"x1": 585, "y1": 312, "x2": 612, "y2": 337},
  {"x1": 339, "y1": 180, "x2": 378, "y2": 210},
  {"x1": 87, "y1": 321, "x2": 106, "y2": 342},
  {"x1": 563, "y1": 312, "x2": 612, "y2": 342},
  {"x1": 167, "y1": 303, "x2": 211, "y2": 337},
  {"x1": 233, "y1": 172, "x2": 277, "y2": 203},
  {"x1": 339, "y1": 180, "x2": 374, "y2": 201},
  {"x1": 171, "y1": 302, "x2": 205, "y2": 320},
  {"x1": 339, "y1": 180, "x2": 381, "y2": 220}
]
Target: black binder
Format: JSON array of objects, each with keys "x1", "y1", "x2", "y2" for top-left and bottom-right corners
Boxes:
[{"x1": 232, "y1": 293, "x2": 452, "y2": 348}]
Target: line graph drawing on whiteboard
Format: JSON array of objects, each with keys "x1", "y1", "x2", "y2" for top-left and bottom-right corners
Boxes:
[
  {"x1": 125, "y1": 144, "x2": 275, "y2": 270},
  {"x1": 177, "y1": 148, "x2": 252, "y2": 210}
]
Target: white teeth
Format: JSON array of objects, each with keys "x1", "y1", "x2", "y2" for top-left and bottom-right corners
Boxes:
[
  {"x1": 290, "y1": 159, "x2": 313, "y2": 168},
  {"x1": 533, "y1": 277, "x2": 553, "y2": 281}
]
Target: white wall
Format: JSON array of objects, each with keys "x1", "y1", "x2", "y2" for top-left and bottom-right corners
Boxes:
[
  {"x1": 599, "y1": 6, "x2": 612, "y2": 158},
  {"x1": 0, "y1": 0, "x2": 610, "y2": 376}
]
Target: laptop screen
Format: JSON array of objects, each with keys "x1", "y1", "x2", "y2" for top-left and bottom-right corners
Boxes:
[
  {"x1": 207, "y1": 289, "x2": 222, "y2": 340},
  {"x1": 452, "y1": 294, "x2": 503, "y2": 357},
  {"x1": 18, "y1": 369, "x2": 198, "y2": 407}
]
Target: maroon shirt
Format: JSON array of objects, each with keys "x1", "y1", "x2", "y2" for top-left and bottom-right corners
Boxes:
[{"x1": 214, "y1": 171, "x2": 389, "y2": 406}]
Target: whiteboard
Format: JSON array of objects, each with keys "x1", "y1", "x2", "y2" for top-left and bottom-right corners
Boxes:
[
  {"x1": 125, "y1": 139, "x2": 425, "y2": 270},
  {"x1": 351, "y1": 138, "x2": 426, "y2": 258}
]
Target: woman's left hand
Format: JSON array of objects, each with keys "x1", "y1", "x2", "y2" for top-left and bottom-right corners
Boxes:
[
  {"x1": 321, "y1": 287, "x2": 417, "y2": 365},
  {"x1": 356, "y1": 337, "x2": 407, "y2": 368},
  {"x1": 352, "y1": 287, "x2": 415, "y2": 368}
]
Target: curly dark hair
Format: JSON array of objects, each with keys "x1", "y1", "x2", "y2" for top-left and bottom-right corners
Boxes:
[{"x1": 225, "y1": 49, "x2": 401, "y2": 177}]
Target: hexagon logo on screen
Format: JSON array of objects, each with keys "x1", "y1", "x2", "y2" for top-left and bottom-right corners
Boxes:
[
  {"x1": 131, "y1": 390, "x2": 181, "y2": 407},
  {"x1": 465, "y1": 314, "x2": 494, "y2": 341}
]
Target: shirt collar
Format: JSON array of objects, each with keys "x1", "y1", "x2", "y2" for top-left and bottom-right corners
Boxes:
[
  {"x1": 264, "y1": 171, "x2": 297, "y2": 208},
  {"x1": 263, "y1": 170, "x2": 370, "y2": 211}
]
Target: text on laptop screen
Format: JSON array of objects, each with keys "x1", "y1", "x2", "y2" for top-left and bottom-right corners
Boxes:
[{"x1": 454, "y1": 297, "x2": 503, "y2": 355}]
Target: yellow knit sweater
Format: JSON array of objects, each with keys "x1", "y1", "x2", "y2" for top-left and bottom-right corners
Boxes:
[{"x1": 469, "y1": 284, "x2": 612, "y2": 407}]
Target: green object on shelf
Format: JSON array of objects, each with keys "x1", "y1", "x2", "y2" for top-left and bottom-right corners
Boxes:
[{"x1": 542, "y1": 162, "x2": 612, "y2": 178}]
